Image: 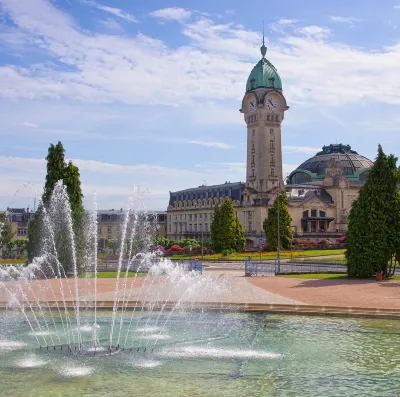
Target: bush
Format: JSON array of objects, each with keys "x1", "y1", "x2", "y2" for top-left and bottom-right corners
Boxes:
[{"x1": 221, "y1": 248, "x2": 235, "y2": 257}]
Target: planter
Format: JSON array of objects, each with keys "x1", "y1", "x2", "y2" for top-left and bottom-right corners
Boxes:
[{"x1": 376, "y1": 272, "x2": 383, "y2": 281}]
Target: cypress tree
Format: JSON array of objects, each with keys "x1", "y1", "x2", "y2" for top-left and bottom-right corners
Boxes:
[
  {"x1": 28, "y1": 142, "x2": 85, "y2": 274},
  {"x1": 234, "y1": 216, "x2": 246, "y2": 252},
  {"x1": 0, "y1": 212, "x2": 15, "y2": 249},
  {"x1": 210, "y1": 200, "x2": 243, "y2": 252},
  {"x1": 43, "y1": 142, "x2": 67, "y2": 205},
  {"x1": 346, "y1": 145, "x2": 400, "y2": 277},
  {"x1": 210, "y1": 203, "x2": 222, "y2": 252},
  {"x1": 263, "y1": 190, "x2": 292, "y2": 251}
]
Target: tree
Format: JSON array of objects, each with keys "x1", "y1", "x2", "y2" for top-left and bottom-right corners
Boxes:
[
  {"x1": 63, "y1": 161, "x2": 84, "y2": 219},
  {"x1": 106, "y1": 239, "x2": 119, "y2": 255},
  {"x1": 263, "y1": 190, "x2": 292, "y2": 251},
  {"x1": 346, "y1": 145, "x2": 400, "y2": 278},
  {"x1": 211, "y1": 200, "x2": 243, "y2": 252},
  {"x1": 234, "y1": 216, "x2": 246, "y2": 252},
  {"x1": 27, "y1": 141, "x2": 85, "y2": 275},
  {"x1": 210, "y1": 203, "x2": 222, "y2": 252},
  {"x1": 0, "y1": 213, "x2": 15, "y2": 252},
  {"x1": 43, "y1": 142, "x2": 67, "y2": 205}
]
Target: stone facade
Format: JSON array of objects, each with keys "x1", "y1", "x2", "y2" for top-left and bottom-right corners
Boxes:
[
  {"x1": 167, "y1": 44, "x2": 373, "y2": 247},
  {"x1": 97, "y1": 209, "x2": 167, "y2": 243}
]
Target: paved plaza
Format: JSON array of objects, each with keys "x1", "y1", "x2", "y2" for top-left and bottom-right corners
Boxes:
[{"x1": 1, "y1": 270, "x2": 400, "y2": 310}]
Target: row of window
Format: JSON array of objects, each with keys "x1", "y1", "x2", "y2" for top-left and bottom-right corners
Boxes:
[
  {"x1": 303, "y1": 210, "x2": 326, "y2": 218},
  {"x1": 169, "y1": 213, "x2": 214, "y2": 222},
  {"x1": 175, "y1": 189, "x2": 234, "y2": 202}
]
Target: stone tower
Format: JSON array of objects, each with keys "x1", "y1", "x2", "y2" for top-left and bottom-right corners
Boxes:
[{"x1": 240, "y1": 38, "x2": 289, "y2": 206}]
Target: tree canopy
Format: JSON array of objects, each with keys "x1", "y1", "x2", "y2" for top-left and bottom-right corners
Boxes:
[
  {"x1": 27, "y1": 141, "x2": 84, "y2": 273},
  {"x1": 0, "y1": 212, "x2": 15, "y2": 252},
  {"x1": 263, "y1": 190, "x2": 292, "y2": 251},
  {"x1": 211, "y1": 200, "x2": 245, "y2": 252},
  {"x1": 346, "y1": 145, "x2": 400, "y2": 278}
]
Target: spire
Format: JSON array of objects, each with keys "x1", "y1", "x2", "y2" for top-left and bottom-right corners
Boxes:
[{"x1": 260, "y1": 21, "x2": 267, "y2": 58}]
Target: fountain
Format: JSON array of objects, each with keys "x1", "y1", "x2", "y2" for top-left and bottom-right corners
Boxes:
[{"x1": 1, "y1": 182, "x2": 400, "y2": 396}]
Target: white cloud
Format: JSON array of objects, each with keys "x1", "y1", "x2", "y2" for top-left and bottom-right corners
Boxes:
[
  {"x1": 150, "y1": 7, "x2": 191, "y2": 22},
  {"x1": 98, "y1": 18, "x2": 123, "y2": 31},
  {"x1": 82, "y1": 0, "x2": 137, "y2": 22},
  {"x1": 297, "y1": 25, "x2": 331, "y2": 39},
  {"x1": 330, "y1": 16, "x2": 360, "y2": 25},
  {"x1": 283, "y1": 146, "x2": 320, "y2": 154},
  {"x1": 278, "y1": 18, "x2": 297, "y2": 26},
  {"x1": 2, "y1": 0, "x2": 400, "y2": 114},
  {"x1": 188, "y1": 141, "x2": 232, "y2": 150},
  {"x1": 21, "y1": 121, "x2": 38, "y2": 128}
]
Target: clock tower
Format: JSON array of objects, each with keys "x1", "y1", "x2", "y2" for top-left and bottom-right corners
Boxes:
[{"x1": 240, "y1": 38, "x2": 289, "y2": 205}]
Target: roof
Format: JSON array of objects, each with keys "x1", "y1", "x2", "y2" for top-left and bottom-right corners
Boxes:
[
  {"x1": 286, "y1": 186, "x2": 334, "y2": 205},
  {"x1": 288, "y1": 144, "x2": 373, "y2": 184},
  {"x1": 246, "y1": 42, "x2": 282, "y2": 91},
  {"x1": 169, "y1": 182, "x2": 245, "y2": 206}
]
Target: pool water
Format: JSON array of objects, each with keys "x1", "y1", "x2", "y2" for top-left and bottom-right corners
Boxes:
[{"x1": 0, "y1": 311, "x2": 399, "y2": 396}]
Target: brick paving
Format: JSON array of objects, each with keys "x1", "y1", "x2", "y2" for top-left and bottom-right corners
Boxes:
[
  {"x1": 1, "y1": 273, "x2": 399, "y2": 310},
  {"x1": 248, "y1": 277, "x2": 400, "y2": 309}
]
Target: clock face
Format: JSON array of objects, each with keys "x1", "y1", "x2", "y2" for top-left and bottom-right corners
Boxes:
[
  {"x1": 266, "y1": 96, "x2": 278, "y2": 111},
  {"x1": 248, "y1": 98, "x2": 257, "y2": 114}
]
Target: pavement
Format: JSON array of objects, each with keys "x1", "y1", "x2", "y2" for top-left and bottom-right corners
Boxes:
[{"x1": 1, "y1": 268, "x2": 400, "y2": 311}]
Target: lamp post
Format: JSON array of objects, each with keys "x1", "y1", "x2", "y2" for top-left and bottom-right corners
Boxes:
[
  {"x1": 201, "y1": 227, "x2": 204, "y2": 260},
  {"x1": 277, "y1": 187, "x2": 281, "y2": 274}
]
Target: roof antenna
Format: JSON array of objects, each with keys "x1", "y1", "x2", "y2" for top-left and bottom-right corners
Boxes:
[
  {"x1": 262, "y1": 20, "x2": 265, "y2": 45},
  {"x1": 261, "y1": 21, "x2": 267, "y2": 58}
]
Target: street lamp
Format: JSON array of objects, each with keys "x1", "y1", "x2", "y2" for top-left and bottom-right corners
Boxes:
[{"x1": 277, "y1": 186, "x2": 281, "y2": 273}]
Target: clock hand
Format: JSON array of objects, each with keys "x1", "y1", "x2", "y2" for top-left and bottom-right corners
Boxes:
[{"x1": 268, "y1": 99, "x2": 273, "y2": 106}]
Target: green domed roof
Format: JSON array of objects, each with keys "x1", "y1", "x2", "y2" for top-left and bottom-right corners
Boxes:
[{"x1": 246, "y1": 42, "x2": 282, "y2": 91}]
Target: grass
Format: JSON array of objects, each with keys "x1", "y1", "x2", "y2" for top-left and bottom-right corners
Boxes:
[
  {"x1": 170, "y1": 248, "x2": 346, "y2": 261},
  {"x1": 0, "y1": 258, "x2": 27, "y2": 264},
  {"x1": 280, "y1": 273, "x2": 400, "y2": 280},
  {"x1": 80, "y1": 271, "x2": 146, "y2": 278}
]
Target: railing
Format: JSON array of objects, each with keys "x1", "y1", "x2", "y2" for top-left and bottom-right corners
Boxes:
[{"x1": 244, "y1": 258, "x2": 348, "y2": 276}]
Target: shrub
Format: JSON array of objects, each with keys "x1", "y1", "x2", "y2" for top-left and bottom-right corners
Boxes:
[{"x1": 221, "y1": 248, "x2": 235, "y2": 257}]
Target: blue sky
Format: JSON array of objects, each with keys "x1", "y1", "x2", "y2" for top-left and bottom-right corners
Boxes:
[{"x1": 1, "y1": 0, "x2": 400, "y2": 210}]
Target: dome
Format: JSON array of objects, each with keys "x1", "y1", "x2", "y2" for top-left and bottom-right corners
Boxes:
[
  {"x1": 246, "y1": 42, "x2": 282, "y2": 92},
  {"x1": 288, "y1": 144, "x2": 374, "y2": 185}
]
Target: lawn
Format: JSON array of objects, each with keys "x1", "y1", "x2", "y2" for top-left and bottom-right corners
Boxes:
[
  {"x1": 281, "y1": 273, "x2": 400, "y2": 280},
  {"x1": 170, "y1": 249, "x2": 346, "y2": 261},
  {"x1": 80, "y1": 272, "x2": 146, "y2": 278},
  {"x1": 0, "y1": 258, "x2": 27, "y2": 264}
]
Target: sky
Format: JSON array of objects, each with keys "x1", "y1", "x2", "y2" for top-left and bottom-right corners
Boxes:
[{"x1": 1, "y1": 0, "x2": 400, "y2": 211}]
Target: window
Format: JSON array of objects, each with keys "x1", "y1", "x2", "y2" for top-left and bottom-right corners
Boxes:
[
  {"x1": 107, "y1": 215, "x2": 111, "y2": 221},
  {"x1": 303, "y1": 210, "x2": 309, "y2": 217},
  {"x1": 194, "y1": 224, "x2": 197, "y2": 231},
  {"x1": 270, "y1": 128, "x2": 274, "y2": 134},
  {"x1": 189, "y1": 214, "x2": 192, "y2": 221},
  {"x1": 194, "y1": 214, "x2": 197, "y2": 220},
  {"x1": 180, "y1": 214, "x2": 182, "y2": 220},
  {"x1": 271, "y1": 168, "x2": 275, "y2": 177},
  {"x1": 248, "y1": 221, "x2": 252, "y2": 231},
  {"x1": 252, "y1": 129, "x2": 255, "y2": 136},
  {"x1": 270, "y1": 141, "x2": 274, "y2": 149},
  {"x1": 199, "y1": 214, "x2": 202, "y2": 219},
  {"x1": 204, "y1": 214, "x2": 208, "y2": 220},
  {"x1": 320, "y1": 210, "x2": 326, "y2": 217},
  {"x1": 189, "y1": 224, "x2": 192, "y2": 231},
  {"x1": 205, "y1": 223, "x2": 208, "y2": 231},
  {"x1": 107, "y1": 226, "x2": 112, "y2": 233},
  {"x1": 98, "y1": 227, "x2": 102, "y2": 235},
  {"x1": 17, "y1": 228, "x2": 27, "y2": 236},
  {"x1": 199, "y1": 223, "x2": 202, "y2": 231},
  {"x1": 311, "y1": 210, "x2": 317, "y2": 217},
  {"x1": 248, "y1": 212, "x2": 252, "y2": 218}
]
